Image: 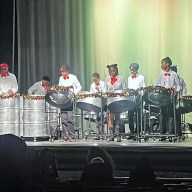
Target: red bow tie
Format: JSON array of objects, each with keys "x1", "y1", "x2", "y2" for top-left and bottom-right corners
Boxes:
[
  {"x1": 63, "y1": 76, "x2": 69, "y2": 80},
  {"x1": 164, "y1": 73, "x2": 170, "y2": 76},
  {"x1": 132, "y1": 74, "x2": 137, "y2": 79},
  {"x1": 111, "y1": 76, "x2": 117, "y2": 85}
]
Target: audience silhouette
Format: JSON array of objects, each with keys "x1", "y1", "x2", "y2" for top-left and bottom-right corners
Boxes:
[
  {"x1": 80, "y1": 146, "x2": 115, "y2": 185},
  {"x1": 0, "y1": 134, "x2": 42, "y2": 192}
]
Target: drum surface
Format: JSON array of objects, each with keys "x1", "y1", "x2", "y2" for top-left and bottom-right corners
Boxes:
[
  {"x1": 76, "y1": 92, "x2": 106, "y2": 113},
  {"x1": 45, "y1": 90, "x2": 72, "y2": 109},
  {"x1": 107, "y1": 90, "x2": 139, "y2": 113},
  {"x1": 178, "y1": 96, "x2": 192, "y2": 114},
  {"x1": 143, "y1": 86, "x2": 173, "y2": 107}
]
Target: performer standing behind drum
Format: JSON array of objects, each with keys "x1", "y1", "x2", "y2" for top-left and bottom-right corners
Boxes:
[
  {"x1": 28, "y1": 76, "x2": 51, "y2": 95},
  {"x1": 0, "y1": 63, "x2": 18, "y2": 95},
  {"x1": 90, "y1": 72, "x2": 106, "y2": 140},
  {"x1": 170, "y1": 65, "x2": 187, "y2": 96},
  {"x1": 127, "y1": 63, "x2": 145, "y2": 139},
  {"x1": 156, "y1": 57, "x2": 181, "y2": 140},
  {"x1": 59, "y1": 64, "x2": 82, "y2": 142},
  {"x1": 104, "y1": 64, "x2": 127, "y2": 142}
]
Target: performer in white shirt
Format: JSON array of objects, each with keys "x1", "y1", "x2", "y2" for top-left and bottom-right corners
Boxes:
[
  {"x1": 58, "y1": 64, "x2": 82, "y2": 142},
  {"x1": 89, "y1": 73, "x2": 105, "y2": 139},
  {"x1": 0, "y1": 63, "x2": 18, "y2": 95},
  {"x1": 170, "y1": 65, "x2": 187, "y2": 97},
  {"x1": 28, "y1": 76, "x2": 51, "y2": 95},
  {"x1": 104, "y1": 64, "x2": 127, "y2": 142},
  {"x1": 90, "y1": 73, "x2": 105, "y2": 93},
  {"x1": 127, "y1": 63, "x2": 145, "y2": 139},
  {"x1": 156, "y1": 57, "x2": 181, "y2": 139}
]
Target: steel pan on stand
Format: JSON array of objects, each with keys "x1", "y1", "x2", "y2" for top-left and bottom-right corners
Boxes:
[
  {"x1": 0, "y1": 94, "x2": 20, "y2": 136},
  {"x1": 107, "y1": 90, "x2": 139, "y2": 113},
  {"x1": 178, "y1": 96, "x2": 192, "y2": 114},
  {"x1": 75, "y1": 91, "x2": 106, "y2": 113},
  {"x1": 75, "y1": 91, "x2": 107, "y2": 140},
  {"x1": 142, "y1": 86, "x2": 174, "y2": 107}
]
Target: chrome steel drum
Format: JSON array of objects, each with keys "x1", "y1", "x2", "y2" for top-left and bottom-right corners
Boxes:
[
  {"x1": 45, "y1": 89, "x2": 73, "y2": 109},
  {"x1": 107, "y1": 90, "x2": 138, "y2": 113},
  {"x1": 0, "y1": 95, "x2": 20, "y2": 136},
  {"x1": 178, "y1": 96, "x2": 192, "y2": 114},
  {"x1": 22, "y1": 95, "x2": 50, "y2": 138},
  {"x1": 76, "y1": 91, "x2": 106, "y2": 113},
  {"x1": 142, "y1": 86, "x2": 173, "y2": 107}
]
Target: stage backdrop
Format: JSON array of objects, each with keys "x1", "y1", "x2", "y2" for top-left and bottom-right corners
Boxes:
[{"x1": 17, "y1": 0, "x2": 192, "y2": 97}]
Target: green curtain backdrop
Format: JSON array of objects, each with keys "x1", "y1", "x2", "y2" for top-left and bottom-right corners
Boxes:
[{"x1": 17, "y1": 0, "x2": 192, "y2": 95}]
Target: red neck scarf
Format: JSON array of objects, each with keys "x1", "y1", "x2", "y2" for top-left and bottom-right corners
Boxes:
[
  {"x1": 111, "y1": 76, "x2": 117, "y2": 85},
  {"x1": 1, "y1": 71, "x2": 9, "y2": 77},
  {"x1": 63, "y1": 76, "x2": 69, "y2": 80}
]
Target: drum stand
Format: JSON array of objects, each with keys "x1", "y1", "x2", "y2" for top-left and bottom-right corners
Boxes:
[
  {"x1": 142, "y1": 95, "x2": 180, "y2": 142},
  {"x1": 49, "y1": 108, "x2": 62, "y2": 142},
  {"x1": 84, "y1": 93, "x2": 106, "y2": 142}
]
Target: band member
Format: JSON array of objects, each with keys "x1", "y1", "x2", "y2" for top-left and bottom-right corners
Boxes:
[
  {"x1": 59, "y1": 64, "x2": 82, "y2": 142},
  {"x1": 127, "y1": 63, "x2": 145, "y2": 139},
  {"x1": 104, "y1": 64, "x2": 127, "y2": 142},
  {"x1": 90, "y1": 73, "x2": 106, "y2": 140},
  {"x1": 170, "y1": 65, "x2": 187, "y2": 96},
  {"x1": 156, "y1": 57, "x2": 181, "y2": 140},
  {"x1": 28, "y1": 76, "x2": 51, "y2": 95},
  {"x1": 0, "y1": 63, "x2": 18, "y2": 95},
  {"x1": 90, "y1": 72, "x2": 105, "y2": 93}
]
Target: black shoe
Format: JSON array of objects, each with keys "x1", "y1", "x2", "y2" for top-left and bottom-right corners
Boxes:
[
  {"x1": 127, "y1": 136, "x2": 135, "y2": 140},
  {"x1": 94, "y1": 136, "x2": 100, "y2": 140},
  {"x1": 159, "y1": 136, "x2": 166, "y2": 141}
]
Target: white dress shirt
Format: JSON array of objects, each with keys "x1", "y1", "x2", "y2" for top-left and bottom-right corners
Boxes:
[
  {"x1": 58, "y1": 74, "x2": 82, "y2": 94},
  {"x1": 104, "y1": 75, "x2": 127, "y2": 92},
  {"x1": 178, "y1": 76, "x2": 187, "y2": 96},
  {"x1": 156, "y1": 70, "x2": 181, "y2": 92},
  {"x1": 90, "y1": 80, "x2": 105, "y2": 93},
  {"x1": 0, "y1": 73, "x2": 18, "y2": 94},
  {"x1": 28, "y1": 81, "x2": 47, "y2": 95},
  {"x1": 128, "y1": 74, "x2": 145, "y2": 90}
]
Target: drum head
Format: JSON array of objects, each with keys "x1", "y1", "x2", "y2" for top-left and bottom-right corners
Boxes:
[
  {"x1": 143, "y1": 92, "x2": 171, "y2": 107},
  {"x1": 108, "y1": 100, "x2": 136, "y2": 113},
  {"x1": 45, "y1": 90, "x2": 72, "y2": 108}
]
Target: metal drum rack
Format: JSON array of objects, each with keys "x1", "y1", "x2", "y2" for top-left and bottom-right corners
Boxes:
[{"x1": 142, "y1": 86, "x2": 179, "y2": 142}]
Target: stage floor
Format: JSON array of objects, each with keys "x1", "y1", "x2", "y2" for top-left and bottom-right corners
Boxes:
[
  {"x1": 26, "y1": 135, "x2": 192, "y2": 148},
  {"x1": 25, "y1": 135, "x2": 192, "y2": 181}
]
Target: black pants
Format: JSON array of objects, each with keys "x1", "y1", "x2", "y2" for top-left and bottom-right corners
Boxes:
[
  {"x1": 160, "y1": 103, "x2": 182, "y2": 136},
  {"x1": 128, "y1": 105, "x2": 141, "y2": 134}
]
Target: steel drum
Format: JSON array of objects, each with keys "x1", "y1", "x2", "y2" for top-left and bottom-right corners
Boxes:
[
  {"x1": 45, "y1": 89, "x2": 73, "y2": 109},
  {"x1": 76, "y1": 91, "x2": 106, "y2": 113},
  {"x1": 178, "y1": 96, "x2": 192, "y2": 114},
  {"x1": 107, "y1": 90, "x2": 139, "y2": 113},
  {"x1": 0, "y1": 95, "x2": 20, "y2": 136},
  {"x1": 22, "y1": 95, "x2": 50, "y2": 138},
  {"x1": 142, "y1": 86, "x2": 173, "y2": 107}
]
